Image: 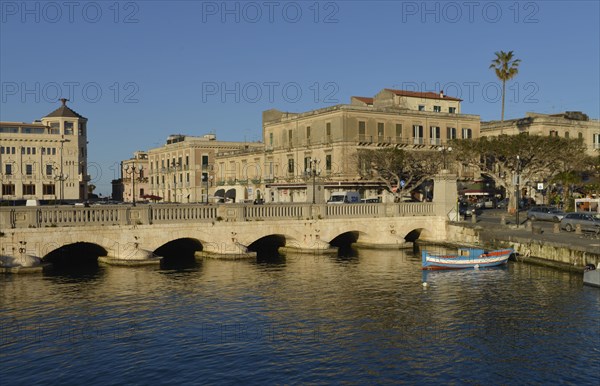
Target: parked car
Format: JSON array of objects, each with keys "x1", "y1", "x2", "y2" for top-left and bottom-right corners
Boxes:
[
  {"x1": 560, "y1": 213, "x2": 600, "y2": 233},
  {"x1": 475, "y1": 198, "x2": 496, "y2": 209},
  {"x1": 459, "y1": 202, "x2": 482, "y2": 217},
  {"x1": 527, "y1": 206, "x2": 565, "y2": 222}
]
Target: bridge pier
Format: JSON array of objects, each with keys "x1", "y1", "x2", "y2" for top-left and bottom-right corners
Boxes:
[
  {"x1": 0, "y1": 249, "x2": 48, "y2": 273},
  {"x1": 100, "y1": 244, "x2": 161, "y2": 266}
]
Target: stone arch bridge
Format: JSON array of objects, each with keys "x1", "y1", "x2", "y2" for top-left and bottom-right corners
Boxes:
[{"x1": 0, "y1": 175, "x2": 458, "y2": 262}]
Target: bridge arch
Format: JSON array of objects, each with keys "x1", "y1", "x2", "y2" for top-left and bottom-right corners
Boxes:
[{"x1": 43, "y1": 242, "x2": 107, "y2": 266}]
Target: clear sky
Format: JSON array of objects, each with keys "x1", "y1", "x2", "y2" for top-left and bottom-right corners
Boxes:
[{"x1": 1, "y1": 0, "x2": 599, "y2": 195}]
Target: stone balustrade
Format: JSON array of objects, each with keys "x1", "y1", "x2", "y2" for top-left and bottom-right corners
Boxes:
[{"x1": 0, "y1": 202, "x2": 437, "y2": 229}]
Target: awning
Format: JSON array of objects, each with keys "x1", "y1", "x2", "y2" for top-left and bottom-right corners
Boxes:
[
  {"x1": 225, "y1": 189, "x2": 236, "y2": 201},
  {"x1": 214, "y1": 189, "x2": 225, "y2": 199},
  {"x1": 462, "y1": 190, "x2": 490, "y2": 196}
]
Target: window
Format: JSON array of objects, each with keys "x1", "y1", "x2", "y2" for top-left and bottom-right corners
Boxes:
[
  {"x1": 185, "y1": 155, "x2": 189, "y2": 166},
  {"x1": 326, "y1": 123, "x2": 331, "y2": 138},
  {"x1": 413, "y1": 125, "x2": 424, "y2": 144},
  {"x1": 52, "y1": 148, "x2": 56, "y2": 155},
  {"x1": 358, "y1": 121, "x2": 366, "y2": 141},
  {"x1": 578, "y1": 132, "x2": 583, "y2": 140},
  {"x1": 564, "y1": 132, "x2": 569, "y2": 138},
  {"x1": 43, "y1": 184, "x2": 55, "y2": 195},
  {"x1": 50, "y1": 122, "x2": 60, "y2": 134},
  {"x1": 5, "y1": 164, "x2": 12, "y2": 175},
  {"x1": 288, "y1": 130, "x2": 293, "y2": 146},
  {"x1": 23, "y1": 184, "x2": 36, "y2": 195},
  {"x1": 593, "y1": 134, "x2": 600, "y2": 149},
  {"x1": 0, "y1": 126, "x2": 18, "y2": 133},
  {"x1": 304, "y1": 157, "x2": 311, "y2": 173},
  {"x1": 78, "y1": 123, "x2": 85, "y2": 136},
  {"x1": 418, "y1": 105, "x2": 425, "y2": 111},
  {"x1": 430, "y1": 126, "x2": 441, "y2": 145},
  {"x1": 449, "y1": 107, "x2": 456, "y2": 114},
  {"x1": 549, "y1": 130, "x2": 558, "y2": 137},
  {"x1": 447, "y1": 127, "x2": 457, "y2": 139},
  {"x1": 306, "y1": 126, "x2": 311, "y2": 140},
  {"x1": 26, "y1": 164, "x2": 33, "y2": 175},
  {"x1": 46, "y1": 164, "x2": 54, "y2": 176},
  {"x1": 462, "y1": 128, "x2": 472, "y2": 139},
  {"x1": 395, "y1": 124, "x2": 402, "y2": 142},
  {"x1": 433, "y1": 106, "x2": 441, "y2": 113},
  {"x1": 2, "y1": 184, "x2": 15, "y2": 195},
  {"x1": 269, "y1": 132, "x2": 273, "y2": 146},
  {"x1": 377, "y1": 123, "x2": 384, "y2": 142},
  {"x1": 288, "y1": 158, "x2": 294, "y2": 174},
  {"x1": 64, "y1": 122, "x2": 74, "y2": 135},
  {"x1": 326, "y1": 155, "x2": 332, "y2": 172}
]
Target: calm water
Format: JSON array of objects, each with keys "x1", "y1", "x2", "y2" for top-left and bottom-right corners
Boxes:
[{"x1": 1, "y1": 248, "x2": 599, "y2": 385}]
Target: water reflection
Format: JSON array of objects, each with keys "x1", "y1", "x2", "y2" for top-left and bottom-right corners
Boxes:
[{"x1": 0, "y1": 247, "x2": 598, "y2": 385}]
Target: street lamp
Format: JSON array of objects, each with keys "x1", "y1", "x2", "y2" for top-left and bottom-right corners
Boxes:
[
  {"x1": 57, "y1": 136, "x2": 70, "y2": 204},
  {"x1": 438, "y1": 145, "x2": 452, "y2": 170},
  {"x1": 515, "y1": 155, "x2": 521, "y2": 228},
  {"x1": 306, "y1": 158, "x2": 321, "y2": 204},
  {"x1": 203, "y1": 172, "x2": 213, "y2": 204},
  {"x1": 124, "y1": 164, "x2": 143, "y2": 206}
]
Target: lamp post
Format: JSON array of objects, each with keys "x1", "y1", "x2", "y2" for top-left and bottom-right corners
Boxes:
[
  {"x1": 124, "y1": 164, "x2": 143, "y2": 206},
  {"x1": 58, "y1": 137, "x2": 70, "y2": 204},
  {"x1": 515, "y1": 155, "x2": 521, "y2": 228},
  {"x1": 306, "y1": 158, "x2": 320, "y2": 204},
  {"x1": 437, "y1": 145, "x2": 452, "y2": 170},
  {"x1": 203, "y1": 172, "x2": 213, "y2": 204}
]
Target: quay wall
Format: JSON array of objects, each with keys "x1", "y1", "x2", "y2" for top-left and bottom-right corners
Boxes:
[{"x1": 446, "y1": 223, "x2": 600, "y2": 271}]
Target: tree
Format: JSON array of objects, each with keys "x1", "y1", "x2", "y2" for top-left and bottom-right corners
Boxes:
[
  {"x1": 451, "y1": 134, "x2": 588, "y2": 212},
  {"x1": 489, "y1": 50, "x2": 521, "y2": 122},
  {"x1": 356, "y1": 148, "x2": 444, "y2": 201}
]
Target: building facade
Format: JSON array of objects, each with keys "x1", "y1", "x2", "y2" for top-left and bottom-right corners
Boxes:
[
  {"x1": 119, "y1": 151, "x2": 149, "y2": 203},
  {"x1": 481, "y1": 111, "x2": 600, "y2": 156},
  {"x1": 217, "y1": 88, "x2": 480, "y2": 203},
  {"x1": 147, "y1": 134, "x2": 262, "y2": 203},
  {"x1": 0, "y1": 99, "x2": 89, "y2": 203}
]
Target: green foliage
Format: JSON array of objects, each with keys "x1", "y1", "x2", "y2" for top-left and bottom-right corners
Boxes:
[
  {"x1": 356, "y1": 148, "x2": 444, "y2": 198},
  {"x1": 452, "y1": 134, "x2": 588, "y2": 210},
  {"x1": 489, "y1": 50, "x2": 521, "y2": 121}
]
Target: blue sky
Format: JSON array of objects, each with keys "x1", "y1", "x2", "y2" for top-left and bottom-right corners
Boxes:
[{"x1": 1, "y1": 0, "x2": 599, "y2": 195}]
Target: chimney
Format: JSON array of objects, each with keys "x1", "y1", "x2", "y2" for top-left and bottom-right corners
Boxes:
[{"x1": 439, "y1": 90, "x2": 444, "y2": 99}]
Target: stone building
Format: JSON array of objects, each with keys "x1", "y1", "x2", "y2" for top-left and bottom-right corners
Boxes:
[
  {"x1": 217, "y1": 88, "x2": 480, "y2": 203},
  {"x1": 0, "y1": 99, "x2": 89, "y2": 203},
  {"x1": 481, "y1": 112, "x2": 600, "y2": 156},
  {"x1": 146, "y1": 134, "x2": 262, "y2": 203},
  {"x1": 119, "y1": 151, "x2": 149, "y2": 203}
]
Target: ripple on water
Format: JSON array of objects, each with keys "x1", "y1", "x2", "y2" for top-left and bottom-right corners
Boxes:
[{"x1": 0, "y1": 249, "x2": 598, "y2": 385}]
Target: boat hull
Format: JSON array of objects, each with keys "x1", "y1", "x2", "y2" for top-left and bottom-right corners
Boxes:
[
  {"x1": 583, "y1": 269, "x2": 600, "y2": 287},
  {"x1": 422, "y1": 248, "x2": 513, "y2": 270}
]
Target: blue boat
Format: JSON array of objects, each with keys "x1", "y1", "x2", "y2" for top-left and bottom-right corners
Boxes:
[{"x1": 422, "y1": 247, "x2": 514, "y2": 270}]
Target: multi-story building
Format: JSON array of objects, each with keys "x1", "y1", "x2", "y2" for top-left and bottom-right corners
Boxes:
[
  {"x1": 119, "y1": 151, "x2": 149, "y2": 203},
  {"x1": 217, "y1": 88, "x2": 480, "y2": 203},
  {"x1": 0, "y1": 99, "x2": 89, "y2": 203},
  {"x1": 481, "y1": 111, "x2": 600, "y2": 156},
  {"x1": 147, "y1": 134, "x2": 262, "y2": 203}
]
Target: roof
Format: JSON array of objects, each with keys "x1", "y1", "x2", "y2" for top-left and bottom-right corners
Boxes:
[
  {"x1": 352, "y1": 96, "x2": 374, "y2": 105},
  {"x1": 44, "y1": 98, "x2": 86, "y2": 119},
  {"x1": 384, "y1": 88, "x2": 462, "y2": 102}
]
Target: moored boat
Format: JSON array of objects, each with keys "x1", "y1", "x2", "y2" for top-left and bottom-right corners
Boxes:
[
  {"x1": 422, "y1": 247, "x2": 514, "y2": 270},
  {"x1": 583, "y1": 265, "x2": 599, "y2": 287}
]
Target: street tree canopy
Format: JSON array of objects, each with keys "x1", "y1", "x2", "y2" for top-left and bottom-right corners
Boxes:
[
  {"x1": 451, "y1": 134, "x2": 588, "y2": 210},
  {"x1": 356, "y1": 148, "x2": 444, "y2": 200}
]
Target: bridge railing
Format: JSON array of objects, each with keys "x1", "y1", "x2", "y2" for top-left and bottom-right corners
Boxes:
[{"x1": 0, "y1": 202, "x2": 436, "y2": 229}]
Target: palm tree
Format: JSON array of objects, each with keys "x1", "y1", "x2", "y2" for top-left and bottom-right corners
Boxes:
[{"x1": 489, "y1": 51, "x2": 521, "y2": 121}]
